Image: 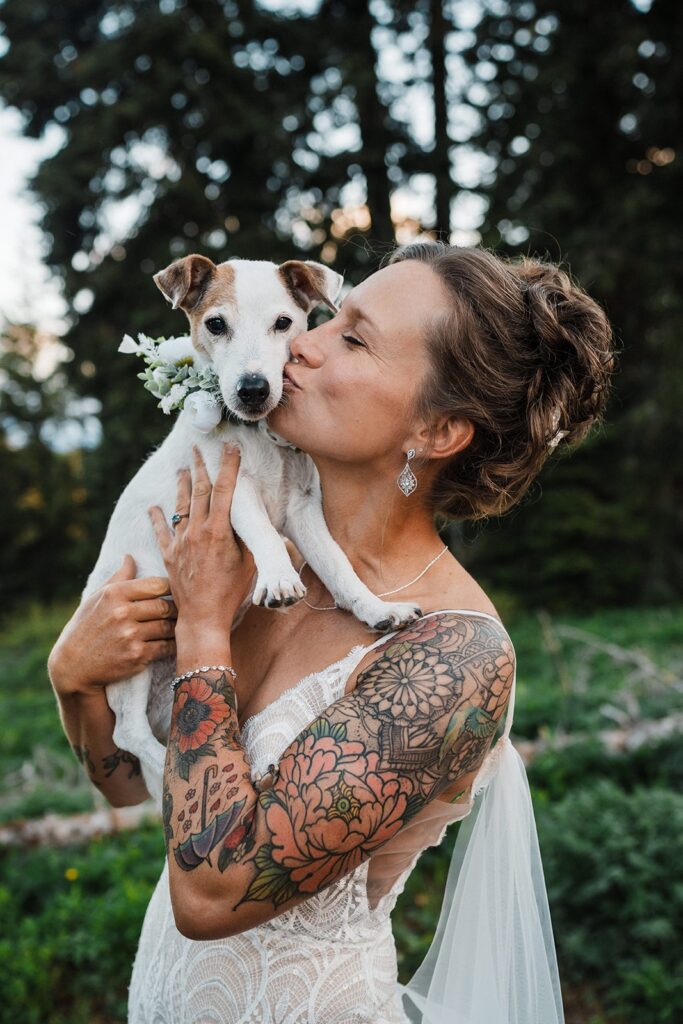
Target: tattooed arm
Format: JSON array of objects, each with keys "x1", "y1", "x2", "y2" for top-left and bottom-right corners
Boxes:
[
  {"x1": 165, "y1": 611, "x2": 515, "y2": 940},
  {"x1": 49, "y1": 684, "x2": 148, "y2": 806}
]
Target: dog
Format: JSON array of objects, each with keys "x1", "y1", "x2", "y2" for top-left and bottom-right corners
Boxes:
[{"x1": 81, "y1": 255, "x2": 422, "y2": 807}]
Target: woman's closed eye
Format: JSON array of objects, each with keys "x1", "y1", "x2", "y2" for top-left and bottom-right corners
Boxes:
[{"x1": 342, "y1": 334, "x2": 365, "y2": 349}]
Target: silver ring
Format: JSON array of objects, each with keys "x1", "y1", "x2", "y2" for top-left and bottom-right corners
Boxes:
[{"x1": 171, "y1": 511, "x2": 190, "y2": 527}]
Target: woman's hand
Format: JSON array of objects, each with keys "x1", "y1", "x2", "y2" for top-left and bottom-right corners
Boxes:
[
  {"x1": 147, "y1": 442, "x2": 255, "y2": 640},
  {"x1": 48, "y1": 554, "x2": 178, "y2": 697}
]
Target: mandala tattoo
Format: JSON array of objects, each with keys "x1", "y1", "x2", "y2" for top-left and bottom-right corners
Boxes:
[{"x1": 163, "y1": 615, "x2": 515, "y2": 921}]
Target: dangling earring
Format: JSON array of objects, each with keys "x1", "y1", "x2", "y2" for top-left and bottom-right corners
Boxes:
[{"x1": 397, "y1": 448, "x2": 418, "y2": 496}]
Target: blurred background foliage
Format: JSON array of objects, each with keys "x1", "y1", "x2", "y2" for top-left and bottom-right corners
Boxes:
[
  {"x1": 0, "y1": 0, "x2": 680, "y2": 615},
  {"x1": 0, "y1": 1, "x2": 682, "y2": 1022},
  {"x1": 1, "y1": 600, "x2": 682, "y2": 1023}
]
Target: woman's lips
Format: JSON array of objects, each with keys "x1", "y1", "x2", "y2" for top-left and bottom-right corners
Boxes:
[{"x1": 283, "y1": 366, "x2": 301, "y2": 389}]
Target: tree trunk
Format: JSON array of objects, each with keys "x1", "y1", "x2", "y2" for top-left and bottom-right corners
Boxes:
[
  {"x1": 428, "y1": 0, "x2": 451, "y2": 236},
  {"x1": 348, "y1": 0, "x2": 395, "y2": 243}
]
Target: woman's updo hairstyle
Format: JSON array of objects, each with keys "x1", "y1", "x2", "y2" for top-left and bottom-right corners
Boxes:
[{"x1": 384, "y1": 241, "x2": 616, "y2": 523}]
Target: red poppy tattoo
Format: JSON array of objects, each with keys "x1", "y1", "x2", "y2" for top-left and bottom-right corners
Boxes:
[{"x1": 171, "y1": 674, "x2": 236, "y2": 780}]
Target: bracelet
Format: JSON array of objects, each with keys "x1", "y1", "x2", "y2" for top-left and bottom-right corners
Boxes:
[{"x1": 170, "y1": 664, "x2": 237, "y2": 693}]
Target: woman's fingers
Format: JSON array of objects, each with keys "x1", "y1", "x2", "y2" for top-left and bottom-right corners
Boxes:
[
  {"x1": 143, "y1": 638, "x2": 177, "y2": 663},
  {"x1": 124, "y1": 575, "x2": 173, "y2": 600},
  {"x1": 190, "y1": 444, "x2": 212, "y2": 520},
  {"x1": 147, "y1": 505, "x2": 175, "y2": 551},
  {"x1": 136, "y1": 617, "x2": 177, "y2": 641},
  {"x1": 132, "y1": 595, "x2": 178, "y2": 622},
  {"x1": 106, "y1": 553, "x2": 137, "y2": 583},
  {"x1": 209, "y1": 443, "x2": 241, "y2": 524},
  {"x1": 175, "y1": 463, "x2": 192, "y2": 522}
]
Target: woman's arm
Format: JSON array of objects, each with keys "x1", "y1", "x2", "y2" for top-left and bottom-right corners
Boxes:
[
  {"x1": 47, "y1": 555, "x2": 178, "y2": 808},
  {"x1": 163, "y1": 611, "x2": 515, "y2": 940},
  {"x1": 48, "y1": 683, "x2": 149, "y2": 808},
  {"x1": 146, "y1": 443, "x2": 513, "y2": 940}
]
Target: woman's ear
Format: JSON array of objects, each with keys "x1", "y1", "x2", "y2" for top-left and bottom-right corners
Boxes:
[{"x1": 413, "y1": 414, "x2": 475, "y2": 462}]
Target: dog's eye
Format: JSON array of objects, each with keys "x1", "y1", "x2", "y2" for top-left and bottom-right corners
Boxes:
[
  {"x1": 205, "y1": 317, "x2": 226, "y2": 335},
  {"x1": 275, "y1": 315, "x2": 293, "y2": 332}
]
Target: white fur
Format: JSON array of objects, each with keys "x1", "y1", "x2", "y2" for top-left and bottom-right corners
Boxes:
[{"x1": 81, "y1": 258, "x2": 422, "y2": 808}]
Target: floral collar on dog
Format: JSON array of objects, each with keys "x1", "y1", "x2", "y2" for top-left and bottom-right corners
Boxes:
[
  {"x1": 119, "y1": 332, "x2": 224, "y2": 430},
  {"x1": 119, "y1": 332, "x2": 299, "y2": 449}
]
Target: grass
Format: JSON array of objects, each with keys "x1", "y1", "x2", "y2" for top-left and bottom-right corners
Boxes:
[{"x1": 1, "y1": 597, "x2": 681, "y2": 1023}]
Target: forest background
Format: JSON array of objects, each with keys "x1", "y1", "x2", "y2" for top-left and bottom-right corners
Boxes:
[
  {"x1": 1, "y1": 0, "x2": 680, "y2": 611},
  {"x1": 0, "y1": 2, "x2": 681, "y2": 1023}
]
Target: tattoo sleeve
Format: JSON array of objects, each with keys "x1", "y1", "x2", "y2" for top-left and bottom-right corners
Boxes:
[{"x1": 164, "y1": 613, "x2": 515, "y2": 939}]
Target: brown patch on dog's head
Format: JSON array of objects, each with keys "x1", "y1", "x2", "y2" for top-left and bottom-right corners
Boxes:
[
  {"x1": 278, "y1": 260, "x2": 343, "y2": 314},
  {"x1": 153, "y1": 254, "x2": 217, "y2": 312},
  {"x1": 192, "y1": 260, "x2": 237, "y2": 314}
]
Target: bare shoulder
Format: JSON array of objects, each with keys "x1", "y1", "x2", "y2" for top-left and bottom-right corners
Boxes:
[
  {"x1": 330, "y1": 609, "x2": 515, "y2": 810},
  {"x1": 352, "y1": 610, "x2": 515, "y2": 719}
]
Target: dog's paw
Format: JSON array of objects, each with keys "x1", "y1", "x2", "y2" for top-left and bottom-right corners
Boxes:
[
  {"x1": 252, "y1": 570, "x2": 307, "y2": 609},
  {"x1": 351, "y1": 598, "x2": 423, "y2": 632}
]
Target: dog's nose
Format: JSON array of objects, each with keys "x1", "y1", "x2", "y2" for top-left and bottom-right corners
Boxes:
[{"x1": 237, "y1": 375, "x2": 270, "y2": 407}]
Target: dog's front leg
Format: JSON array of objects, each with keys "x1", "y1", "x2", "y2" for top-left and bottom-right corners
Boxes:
[
  {"x1": 230, "y1": 473, "x2": 306, "y2": 608},
  {"x1": 285, "y1": 489, "x2": 422, "y2": 631}
]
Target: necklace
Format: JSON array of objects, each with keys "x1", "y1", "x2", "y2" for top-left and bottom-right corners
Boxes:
[{"x1": 299, "y1": 546, "x2": 449, "y2": 611}]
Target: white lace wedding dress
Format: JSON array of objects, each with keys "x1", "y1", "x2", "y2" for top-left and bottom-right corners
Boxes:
[{"x1": 126, "y1": 610, "x2": 518, "y2": 1024}]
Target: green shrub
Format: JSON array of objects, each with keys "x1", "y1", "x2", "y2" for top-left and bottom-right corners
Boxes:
[
  {"x1": 527, "y1": 732, "x2": 683, "y2": 801},
  {"x1": 0, "y1": 820, "x2": 164, "y2": 1024},
  {"x1": 537, "y1": 779, "x2": 683, "y2": 1024}
]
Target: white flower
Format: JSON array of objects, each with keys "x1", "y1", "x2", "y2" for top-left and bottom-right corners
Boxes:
[
  {"x1": 160, "y1": 384, "x2": 189, "y2": 414},
  {"x1": 151, "y1": 366, "x2": 172, "y2": 394},
  {"x1": 547, "y1": 405, "x2": 569, "y2": 450},
  {"x1": 549, "y1": 406, "x2": 562, "y2": 432},
  {"x1": 548, "y1": 429, "x2": 569, "y2": 451},
  {"x1": 184, "y1": 390, "x2": 223, "y2": 432},
  {"x1": 118, "y1": 334, "x2": 140, "y2": 354},
  {"x1": 157, "y1": 335, "x2": 194, "y2": 364},
  {"x1": 119, "y1": 328, "x2": 221, "y2": 423},
  {"x1": 136, "y1": 332, "x2": 162, "y2": 357}
]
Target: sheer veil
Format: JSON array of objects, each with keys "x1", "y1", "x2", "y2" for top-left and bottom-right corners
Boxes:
[{"x1": 395, "y1": 617, "x2": 566, "y2": 1024}]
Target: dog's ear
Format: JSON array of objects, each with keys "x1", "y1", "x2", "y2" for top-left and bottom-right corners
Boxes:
[
  {"x1": 153, "y1": 255, "x2": 216, "y2": 312},
  {"x1": 278, "y1": 260, "x2": 344, "y2": 314}
]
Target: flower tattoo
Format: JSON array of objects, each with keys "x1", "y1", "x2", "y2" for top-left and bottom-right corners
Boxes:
[{"x1": 163, "y1": 613, "x2": 516, "y2": 932}]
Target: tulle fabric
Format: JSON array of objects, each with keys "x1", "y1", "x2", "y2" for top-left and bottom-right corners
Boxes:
[{"x1": 397, "y1": 735, "x2": 565, "y2": 1024}]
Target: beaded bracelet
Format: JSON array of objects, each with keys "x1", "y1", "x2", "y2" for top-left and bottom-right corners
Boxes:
[{"x1": 170, "y1": 664, "x2": 237, "y2": 693}]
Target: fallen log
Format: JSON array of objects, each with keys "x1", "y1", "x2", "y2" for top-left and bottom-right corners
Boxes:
[{"x1": 3, "y1": 711, "x2": 683, "y2": 848}]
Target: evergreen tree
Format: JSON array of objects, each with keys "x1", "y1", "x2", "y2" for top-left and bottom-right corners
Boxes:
[
  {"x1": 0, "y1": 322, "x2": 92, "y2": 608},
  {"x1": 452, "y1": 0, "x2": 682, "y2": 606}
]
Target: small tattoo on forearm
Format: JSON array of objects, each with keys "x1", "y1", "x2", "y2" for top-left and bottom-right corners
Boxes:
[{"x1": 102, "y1": 747, "x2": 142, "y2": 779}]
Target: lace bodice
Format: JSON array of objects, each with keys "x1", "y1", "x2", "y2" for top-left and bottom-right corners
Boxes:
[{"x1": 127, "y1": 610, "x2": 516, "y2": 1024}]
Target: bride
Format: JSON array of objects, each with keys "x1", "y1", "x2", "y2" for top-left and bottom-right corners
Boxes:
[{"x1": 48, "y1": 240, "x2": 614, "y2": 1023}]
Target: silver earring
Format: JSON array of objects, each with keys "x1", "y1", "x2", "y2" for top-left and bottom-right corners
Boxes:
[{"x1": 397, "y1": 448, "x2": 418, "y2": 496}]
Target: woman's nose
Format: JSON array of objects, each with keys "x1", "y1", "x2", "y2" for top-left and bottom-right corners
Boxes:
[{"x1": 289, "y1": 325, "x2": 325, "y2": 368}]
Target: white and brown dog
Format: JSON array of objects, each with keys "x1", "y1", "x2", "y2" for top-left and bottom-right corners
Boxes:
[{"x1": 82, "y1": 255, "x2": 422, "y2": 806}]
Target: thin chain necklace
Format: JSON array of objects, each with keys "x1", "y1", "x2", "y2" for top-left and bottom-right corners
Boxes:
[{"x1": 299, "y1": 546, "x2": 449, "y2": 611}]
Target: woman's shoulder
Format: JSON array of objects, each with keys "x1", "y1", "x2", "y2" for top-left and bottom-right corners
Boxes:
[
  {"x1": 413, "y1": 551, "x2": 505, "y2": 631},
  {"x1": 430, "y1": 557, "x2": 505, "y2": 618},
  {"x1": 345, "y1": 604, "x2": 515, "y2": 711}
]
